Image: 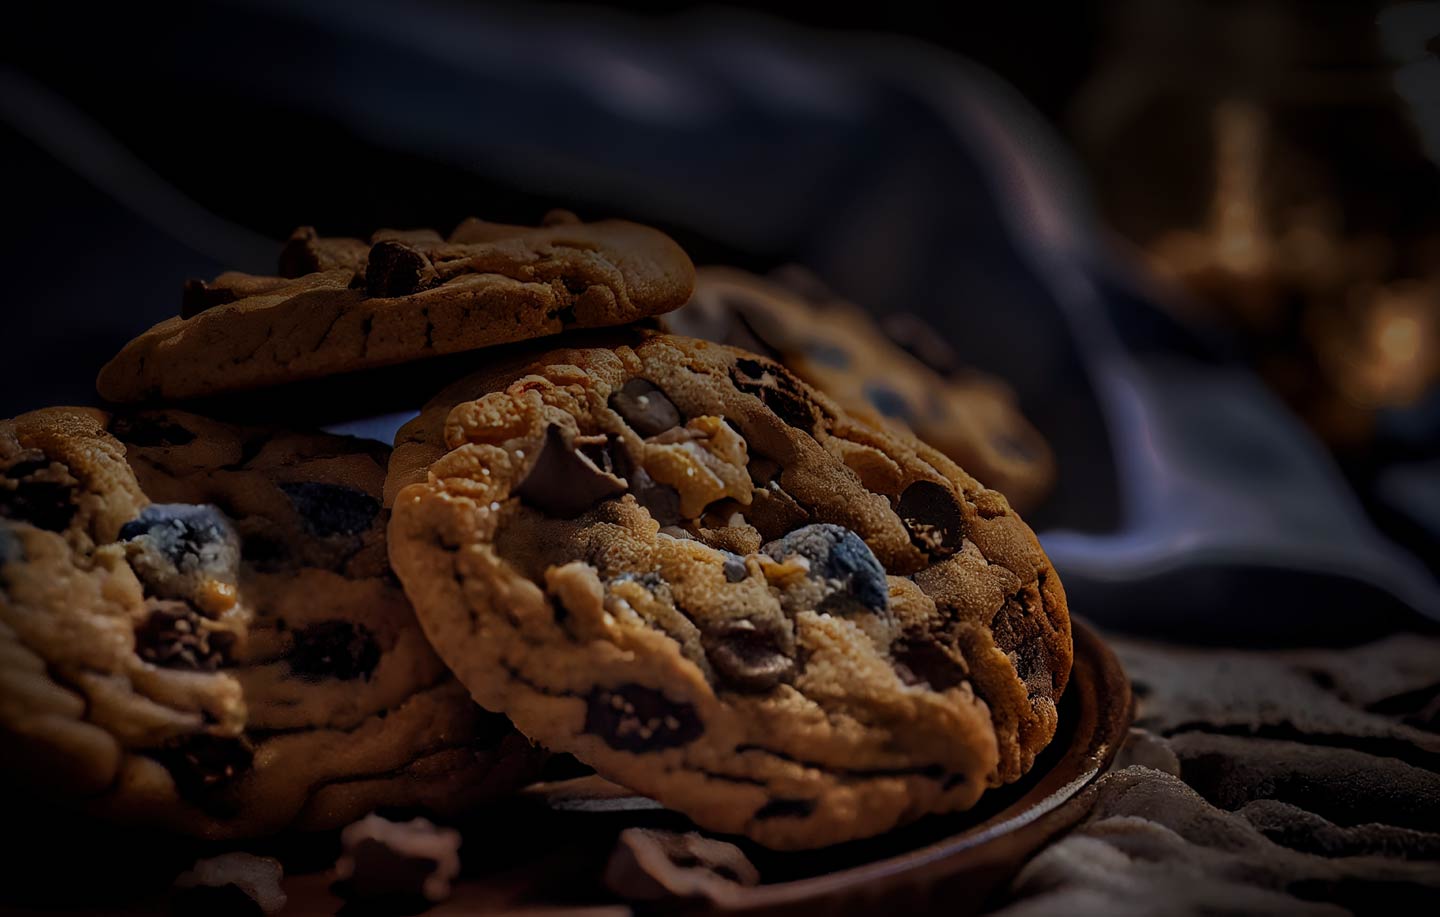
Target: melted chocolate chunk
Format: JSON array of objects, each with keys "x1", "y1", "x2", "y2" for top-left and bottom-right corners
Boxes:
[
  {"x1": 135, "y1": 599, "x2": 235, "y2": 671},
  {"x1": 154, "y1": 735, "x2": 253, "y2": 802},
  {"x1": 365, "y1": 239, "x2": 438, "y2": 297},
  {"x1": 730, "y1": 358, "x2": 818, "y2": 433},
  {"x1": 610, "y1": 446, "x2": 681, "y2": 526},
  {"x1": 0, "y1": 463, "x2": 76, "y2": 532},
  {"x1": 703, "y1": 619, "x2": 794, "y2": 693},
  {"x1": 893, "y1": 636, "x2": 969, "y2": 691},
  {"x1": 863, "y1": 382, "x2": 914, "y2": 421},
  {"x1": 278, "y1": 482, "x2": 380, "y2": 538},
  {"x1": 109, "y1": 414, "x2": 197, "y2": 447},
  {"x1": 753, "y1": 797, "x2": 817, "y2": 820},
  {"x1": 180, "y1": 279, "x2": 239, "y2": 319},
  {"x1": 584, "y1": 684, "x2": 704, "y2": 752},
  {"x1": 881, "y1": 312, "x2": 963, "y2": 377},
  {"x1": 288, "y1": 621, "x2": 382, "y2": 681},
  {"x1": 896, "y1": 481, "x2": 965, "y2": 558},
  {"x1": 517, "y1": 425, "x2": 629, "y2": 518},
  {"x1": 609, "y1": 379, "x2": 682, "y2": 437},
  {"x1": 763, "y1": 523, "x2": 890, "y2": 616}
]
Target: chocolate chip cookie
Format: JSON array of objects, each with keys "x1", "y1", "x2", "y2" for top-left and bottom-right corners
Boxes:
[
  {"x1": 96, "y1": 212, "x2": 695, "y2": 403},
  {"x1": 666, "y1": 267, "x2": 1056, "y2": 511},
  {"x1": 0, "y1": 408, "x2": 542, "y2": 837},
  {"x1": 388, "y1": 332, "x2": 1072, "y2": 849}
]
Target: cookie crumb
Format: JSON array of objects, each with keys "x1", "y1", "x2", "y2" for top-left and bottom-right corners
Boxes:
[
  {"x1": 604, "y1": 828, "x2": 759, "y2": 901},
  {"x1": 172, "y1": 852, "x2": 286, "y2": 916},
  {"x1": 334, "y1": 814, "x2": 461, "y2": 909}
]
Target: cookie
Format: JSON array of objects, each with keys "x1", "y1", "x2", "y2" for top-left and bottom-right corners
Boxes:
[
  {"x1": 96, "y1": 211, "x2": 696, "y2": 403},
  {"x1": 0, "y1": 408, "x2": 542, "y2": 837},
  {"x1": 666, "y1": 267, "x2": 1056, "y2": 511},
  {"x1": 388, "y1": 332, "x2": 1071, "y2": 849}
]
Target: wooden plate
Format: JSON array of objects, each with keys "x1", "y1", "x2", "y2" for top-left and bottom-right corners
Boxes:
[{"x1": 6, "y1": 620, "x2": 1129, "y2": 915}]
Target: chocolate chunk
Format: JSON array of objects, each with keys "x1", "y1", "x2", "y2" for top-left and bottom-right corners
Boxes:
[
  {"x1": 611, "y1": 447, "x2": 681, "y2": 526},
  {"x1": 153, "y1": 734, "x2": 253, "y2": 801},
  {"x1": 334, "y1": 815, "x2": 461, "y2": 910},
  {"x1": 762, "y1": 523, "x2": 890, "y2": 616},
  {"x1": 882, "y1": 312, "x2": 963, "y2": 377},
  {"x1": 288, "y1": 621, "x2": 382, "y2": 681},
  {"x1": 610, "y1": 379, "x2": 681, "y2": 437},
  {"x1": 119, "y1": 504, "x2": 240, "y2": 589},
  {"x1": 585, "y1": 684, "x2": 704, "y2": 752},
  {"x1": 518, "y1": 425, "x2": 629, "y2": 518},
  {"x1": 863, "y1": 382, "x2": 915, "y2": 421},
  {"x1": 893, "y1": 636, "x2": 969, "y2": 691},
  {"x1": 0, "y1": 459, "x2": 76, "y2": 533},
  {"x1": 365, "y1": 239, "x2": 438, "y2": 297},
  {"x1": 721, "y1": 553, "x2": 749, "y2": 583},
  {"x1": 173, "y1": 853, "x2": 287, "y2": 916},
  {"x1": 604, "y1": 828, "x2": 759, "y2": 901},
  {"x1": 110, "y1": 414, "x2": 197, "y2": 447},
  {"x1": 180, "y1": 280, "x2": 238, "y2": 319},
  {"x1": 804, "y1": 340, "x2": 852, "y2": 369},
  {"x1": 277, "y1": 226, "x2": 369, "y2": 278},
  {"x1": 754, "y1": 797, "x2": 817, "y2": 820},
  {"x1": 135, "y1": 599, "x2": 235, "y2": 671},
  {"x1": 703, "y1": 618, "x2": 794, "y2": 692},
  {"x1": 745, "y1": 482, "x2": 811, "y2": 541},
  {"x1": 896, "y1": 480, "x2": 965, "y2": 558},
  {"x1": 277, "y1": 482, "x2": 380, "y2": 537},
  {"x1": 730, "y1": 358, "x2": 818, "y2": 433}
]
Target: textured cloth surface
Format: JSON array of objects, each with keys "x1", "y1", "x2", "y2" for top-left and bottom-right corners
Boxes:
[{"x1": 992, "y1": 635, "x2": 1440, "y2": 915}]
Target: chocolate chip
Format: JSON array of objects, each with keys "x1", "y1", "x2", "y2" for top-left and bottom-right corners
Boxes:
[
  {"x1": 722, "y1": 553, "x2": 749, "y2": 583},
  {"x1": 517, "y1": 425, "x2": 629, "y2": 518},
  {"x1": 109, "y1": 414, "x2": 197, "y2": 447},
  {"x1": 288, "y1": 621, "x2": 382, "y2": 681},
  {"x1": 179, "y1": 280, "x2": 238, "y2": 319},
  {"x1": 863, "y1": 382, "x2": 915, "y2": 421},
  {"x1": 153, "y1": 734, "x2": 253, "y2": 802},
  {"x1": 753, "y1": 797, "x2": 817, "y2": 820},
  {"x1": 135, "y1": 599, "x2": 235, "y2": 671},
  {"x1": 610, "y1": 379, "x2": 682, "y2": 437},
  {"x1": 277, "y1": 482, "x2": 380, "y2": 537},
  {"x1": 703, "y1": 618, "x2": 794, "y2": 692},
  {"x1": 119, "y1": 504, "x2": 240, "y2": 589},
  {"x1": 730, "y1": 358, "x2": 817, "y2": 433},
  {"x1": 893, "y1": 636, "x2": 969, "y2": 691},
  {"x1": 277, "y1": 226, "x2": 369, "y2": 278},
  {"x1": 896, "y1": 480, "x2": 965, "y2": 558},
  {"x1": 0, "y1": 464, "x2": 76, "y2": 533},
  {"x1": 804, "y1": 340, "x2": 851, "y2": 369},
  {"x1": 610, "y1": 447, "x2": 680, "y2": 526},
  {"x1": 365, "y1": 239, "x2": 438, "y2": 297},
  {"x1": 762, "y1": 523, "x2": 890, "y2": 616},
  {"x1": 585, "y1": 684, "x2": 704, "y2": 751},
  {"x1": 335, "y1": 815, "x2": 461, "y2": 910},
  {"x1": 882, "y1": 312, "x2": 963, "y2": 377}
]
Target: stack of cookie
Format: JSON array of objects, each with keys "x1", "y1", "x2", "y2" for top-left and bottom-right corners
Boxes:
[{"x1": 1, "y1": 212, "x2": 1071, "y2": 860}]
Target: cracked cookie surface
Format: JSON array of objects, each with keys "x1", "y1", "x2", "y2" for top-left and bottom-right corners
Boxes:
[
  {"x1": 389, "y1": 332, "x2": 1071, "y2": 849},
  {"x1": 0, "y1": 408, "x2": 542, "y2": 837},
  {"x1": 96, "y1": 212, "x2": 695, "y2": 402},
  {"x1": 666, "y1": 267, "x2": 1056, "y2": 511}
]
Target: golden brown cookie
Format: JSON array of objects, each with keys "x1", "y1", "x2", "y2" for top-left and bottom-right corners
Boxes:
[
  {"x1": 388, "y1": 332, "x2": 1071, "y2": 849},
  {"x1": 0, "y1": 407, "x2": 542, "y2": 837},
  {"x1": 96, "y1": 212, "x2": 695, "y2": 403},
  {"x1": 666, "y1": 267, "x2": 1056, "y2": 511}
]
